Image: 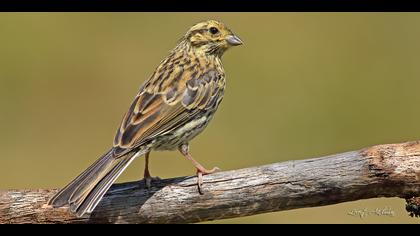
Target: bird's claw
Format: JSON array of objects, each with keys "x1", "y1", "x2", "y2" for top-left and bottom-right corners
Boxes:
[
  {"x1": 143, "y1": 176, "x2": 161, "y2": 189},
  {"x1": 197, "y1": 172, "x2": 203, "y2": 194},
  {"x1": 196, "y1": 167, "x2": 220, "y2": 194}
]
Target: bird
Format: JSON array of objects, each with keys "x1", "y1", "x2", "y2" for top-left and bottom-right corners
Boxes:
[{"x1": 48, "y1": 20, "x2": 243, "y2": 217}]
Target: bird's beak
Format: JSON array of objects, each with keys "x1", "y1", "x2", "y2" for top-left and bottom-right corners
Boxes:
[{"x1": 226, "y1": 34, "x2": 243, "y2": 46}]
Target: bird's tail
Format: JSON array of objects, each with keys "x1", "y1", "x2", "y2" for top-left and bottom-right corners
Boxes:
[{"x1": 48, "y1": 148, "x2": 147, "y2": 217}]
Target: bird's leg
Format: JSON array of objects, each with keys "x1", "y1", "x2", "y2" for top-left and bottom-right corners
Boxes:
[
  {"x1": 179, "y1": 144, "x2": 220, "y2": 194},
  {"x1": 143, "y1": 152, "x2": 160, "y2": 189}
]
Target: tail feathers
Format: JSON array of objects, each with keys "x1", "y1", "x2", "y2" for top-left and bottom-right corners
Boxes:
[
  {"x1": 48, "y1": 149, "x2": 115, "y2": 208},
  {"x1": 48, "y1": 148, "x2": 147, "y2": 217},
  {"x1": 73, "y1": 153, "x2": 138, "y2": 217}
]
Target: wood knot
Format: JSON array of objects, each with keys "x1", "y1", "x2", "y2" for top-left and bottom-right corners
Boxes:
[{"x1": 362, "y1": 144, "x2": 394, "y2": 168}]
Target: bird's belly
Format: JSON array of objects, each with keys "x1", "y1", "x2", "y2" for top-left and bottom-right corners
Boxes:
[{"x1": 151, "y1": 115, "x2": 212, "y2": 151}]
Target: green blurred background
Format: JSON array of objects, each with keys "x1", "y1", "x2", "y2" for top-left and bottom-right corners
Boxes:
[{"x1": 1, "y1": 13, "x2": 420, "y2": 223}]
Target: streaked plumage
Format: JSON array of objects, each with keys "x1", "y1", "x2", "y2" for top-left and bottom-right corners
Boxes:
[{"x1": 48, "y1": 20, "x2": 242, "y2": 217}]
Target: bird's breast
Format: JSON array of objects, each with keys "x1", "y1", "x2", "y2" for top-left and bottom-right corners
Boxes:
[{"x1": 151, "y1": 112, "x2": 215, "y2": 151}]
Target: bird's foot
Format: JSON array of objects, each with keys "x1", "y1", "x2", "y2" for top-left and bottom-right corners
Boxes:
[
  {"x1": 196, "y1": 166, "x2": 220, "y2": 194},
  {"x1": 142, "y1": 176, "x2": 161, "y2": 189}
]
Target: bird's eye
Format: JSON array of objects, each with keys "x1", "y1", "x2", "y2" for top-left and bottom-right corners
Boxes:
[{"x1": 209, "y1": 27, "x2": 219, "y2": 35}]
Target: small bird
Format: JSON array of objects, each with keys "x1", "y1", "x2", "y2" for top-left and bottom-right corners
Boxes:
[{"x1": 48, "y1": 20, "x2": 242, "y2": 217}]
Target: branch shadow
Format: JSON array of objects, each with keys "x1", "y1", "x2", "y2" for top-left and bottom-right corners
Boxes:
[{"x1": 86, "y1": 175, "x2": 196, "y2": 223}]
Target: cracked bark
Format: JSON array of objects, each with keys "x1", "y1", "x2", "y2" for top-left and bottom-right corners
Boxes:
[{"x1": 1, "y1": 140, "x2": 420, "y2": 224}]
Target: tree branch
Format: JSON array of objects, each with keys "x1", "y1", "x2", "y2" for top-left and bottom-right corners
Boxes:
[{"x1": 2, "y1": 140, "x2": 420, "y2": 224}]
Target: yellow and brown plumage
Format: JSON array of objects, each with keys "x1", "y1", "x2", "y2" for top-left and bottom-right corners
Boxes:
[{"x1": 48, "y1": 20, "x2": 242, "y2": 217}]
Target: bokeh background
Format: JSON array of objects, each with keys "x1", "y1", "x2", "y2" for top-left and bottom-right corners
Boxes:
[{"x1": 1, "y1": 13, "x2": 420, "y2": 223}]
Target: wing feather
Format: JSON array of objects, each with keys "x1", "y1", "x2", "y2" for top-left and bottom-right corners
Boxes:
[{"x1": 113, "y1": 66, "x2": 223, "y2": 153}]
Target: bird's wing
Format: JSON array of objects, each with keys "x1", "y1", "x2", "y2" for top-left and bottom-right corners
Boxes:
[{"x1": 112, "y1": 68, "x2": 224, "y2": 156}]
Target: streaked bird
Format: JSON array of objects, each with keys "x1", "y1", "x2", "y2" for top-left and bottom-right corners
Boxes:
[{"x1": 48, "y1": 20, "x2": 243, "y2": 217}]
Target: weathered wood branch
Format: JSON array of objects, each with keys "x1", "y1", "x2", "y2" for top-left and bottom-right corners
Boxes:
[{"x1": 2, "y1": 140, "x2": 420, "y2": 224}]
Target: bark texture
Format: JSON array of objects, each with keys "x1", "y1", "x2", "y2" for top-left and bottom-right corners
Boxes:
[{"x1": 1, "y1": 141, "x2": 420, "y2": 223}]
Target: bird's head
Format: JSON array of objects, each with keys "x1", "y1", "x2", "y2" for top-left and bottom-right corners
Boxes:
[{"x1": 183, "y1": 20, "x2": 243, "y2": 56}]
